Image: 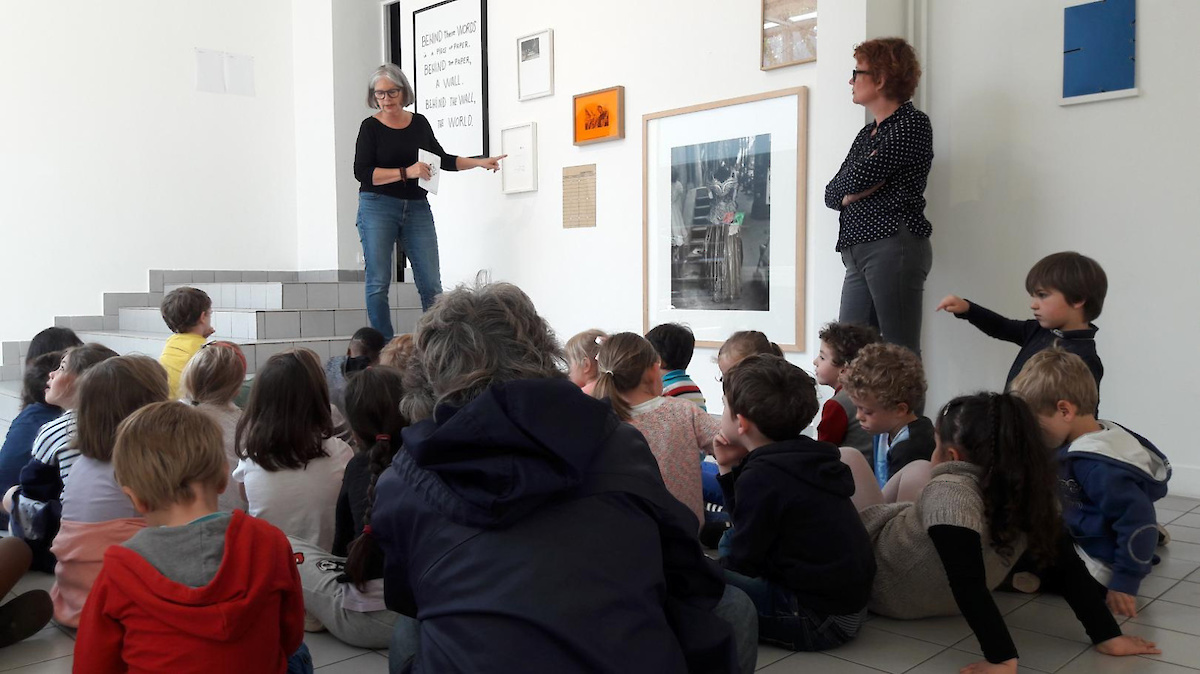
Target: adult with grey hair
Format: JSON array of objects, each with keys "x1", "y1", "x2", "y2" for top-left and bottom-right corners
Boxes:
[
  {"x1": 371, "y1": 281, "x2": 759, "y2": 674},
  {"x1": 353, "y1": 64, "x2": 506, "y2": 339}
]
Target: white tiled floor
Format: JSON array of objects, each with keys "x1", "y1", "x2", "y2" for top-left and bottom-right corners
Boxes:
[{"x1": 5, "y1": 497, "x2": 1200, "y2": 672}]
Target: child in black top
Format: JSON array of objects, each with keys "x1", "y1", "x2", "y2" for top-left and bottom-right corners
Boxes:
[
  {"x1": 714, "y1": 355, "x2": 876, "y2": 651},
  {"x1": 937, "y1": 251, "x2": 1106, "y2": 390}
]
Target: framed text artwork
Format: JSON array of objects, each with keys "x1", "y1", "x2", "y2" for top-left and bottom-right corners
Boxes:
[
  {"x1": 411, "y1": 0, "x2": 489, "y2": 156},
  {"x1": 573, "y1": 86, "x2": 624, "y2": 145},
  {"x1": 642, "y1": 87, "x2": 808, "y2": 350},
  {"x1": 500, "y1": 122, "x2": 538, "y2": 194},
  {"x1": 761, "y1": 0, "x2": 817, "y2": 70},
  {"x1": 517, "y1": 29, "x2": 554, "y2": 101}
]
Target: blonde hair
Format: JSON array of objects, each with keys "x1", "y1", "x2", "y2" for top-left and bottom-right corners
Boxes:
[
  {"x1": 840, "y1": 343, "x2": 926, "y2": 412},
  {"x1": 565, "y1": 329, "x2": 608, "y2": 368},
  {"x1": 180, "y1": 341, "x2": 246, "y2": 406},
  {"x1": 717, "y1": 330, "x2": 782, "y2": 364},
  {"x1": 380, "y1": 334, "x2": 416, "y2": 371},
  {"x1": 591, "y1": 332, "x2": 660, "y2": 422},
  {"x1": 73, "y1": 355, "x2": 170, "y2": 461},
  {"x1": 1010, "y1": 347, "x2": 1098, "y2": 416},
  {"x1": 114, "y1": 401, "x2": 228, "y2": 512}
]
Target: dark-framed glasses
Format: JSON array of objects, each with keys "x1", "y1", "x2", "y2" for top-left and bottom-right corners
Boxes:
[
  {"x1": 373, "y1": 88, "x2": 402, "y2": 100},
  {"x1": 851, "y1": 69, "x2": 872, "y2": 82}
]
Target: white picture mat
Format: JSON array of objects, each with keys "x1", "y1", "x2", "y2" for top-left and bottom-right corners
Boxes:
[
  {"x1": 501, "y1": 123, "x2": 538, "y2": 193},
  {"x1": 413, "y1": 0, "x2": 487, "y2": 157},
  {"x1": 646, "y1": 94, "x2": 800, "y2": 346},
  {"x1": 517, "y1": 29, "x2": 553, "y2": 101}
]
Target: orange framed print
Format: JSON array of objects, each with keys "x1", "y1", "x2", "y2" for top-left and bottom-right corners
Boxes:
[{"x1": 573, "y1": 86, "x2": 625, "y2": 145}]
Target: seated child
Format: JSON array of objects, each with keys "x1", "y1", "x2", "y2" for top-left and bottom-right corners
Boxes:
[
  {"x1": 324, "y1": 327, "x2": 385, "y2": 416},
  {"x1": 1011, "y1": 348, "x2": 1170, "y2": 617},
  {"x1": 646, "y1": 322, "x2": 706, "y2": 411},
  {"x1": 5, "y1": 343, "x2": 118, "y2": 572},
  {"x1": 715, "y1": 330, "x2": 782, "y2": 376},
  {"x1": 180, "y1": 341, "x2": 248, "y2": 512},
  {"x1": 234, "y1": 348, "x2": 353, "y2": 553},
  {"x1": 73, "y1": 401, "x2": 310, "y2": 673},
  {"x1": 592, "y1": 332, "x2": 716, "y2": 527},
  {"x1": 159, "y1": 286, "x2": 215, "y2": 398},
  {"x1": 813, "y1": 322, "x2": 880, "y2": 460},
  {"x1": 937, "y1": 251, "x2": 1106, "y2": 390},
  {"x1": 840, "y1": 343, "x2": 933, "y2": 488},
  {"x1": 295, "y1": 366, "x2": 408, "y2": 649},
  {"x1": 52, "y1": 355, "x2": 168, "y2": 626},
  {"x1": 714, "y1": 354, "x2": 875, "y2": 651},
  {"x1": 26, "y1": 326, "x2": 82, "y2": 362},
  {"x1": 566, "y1": 329, "x2": 608, "y2": 396},
  {"x1": 379, "y1": 333, "x2": 415, "y2": 369},
  {"x1": 842, "y1": 392, "x2": 1160, "y2": 671},
  {"x1": 0, "y1": 352, "x2": 66, "y2": 515}
]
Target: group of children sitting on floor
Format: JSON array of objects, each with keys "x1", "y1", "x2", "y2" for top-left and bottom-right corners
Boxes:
[{"x1": 0, "y1": 249, "x2": 1171, "y2": 672}]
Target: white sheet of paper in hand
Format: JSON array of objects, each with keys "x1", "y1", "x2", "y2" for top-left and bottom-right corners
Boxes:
[{"x1": 418, "y1": 149, "x2": 441, "y2": 195}]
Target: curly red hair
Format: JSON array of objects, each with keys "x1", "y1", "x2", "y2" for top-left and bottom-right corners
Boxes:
[{"x1": 854, "y1": 38, "x2": 922, "y2": 102}]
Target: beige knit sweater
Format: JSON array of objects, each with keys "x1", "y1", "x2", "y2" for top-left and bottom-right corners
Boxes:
[{"x1": 860, "y1": 461, "x2": 1027, "y2": 619}]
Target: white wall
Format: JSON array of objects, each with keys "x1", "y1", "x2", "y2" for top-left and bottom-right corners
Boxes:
[
  {"x1": 0, "y1": 0, "x2": 300, "y2": 342},
  {"x1": 293, "y1": 0, "x2": 340, "y2": 271},
  {"x1": 390, "y1": 0, "x2": 874, "y2": 411},
  {"x1": 921, "y1": 0, "x2": 1200, "y2": 494}
]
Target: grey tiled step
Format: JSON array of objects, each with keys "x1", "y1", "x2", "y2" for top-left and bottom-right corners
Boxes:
[
  {"x1": 72, "y1": 330, "x2": 402, "y2": 375},
  {"x1": 149, "y1": 269, "x2": 367, "y2": 291},
  {"x1": 1, "y1": 380, "x2": 21, "y2": 428},
  {"x1": 118, "y1": 306, "x2": 422, "y2": 340},
  {"x1": 162, "y1": 281, "x2": 419, "y2": 311}
]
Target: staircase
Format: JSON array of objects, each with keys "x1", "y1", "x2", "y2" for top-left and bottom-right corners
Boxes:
[{"x1": 0, "y1": 269, "x2": 422, "y2": 437}]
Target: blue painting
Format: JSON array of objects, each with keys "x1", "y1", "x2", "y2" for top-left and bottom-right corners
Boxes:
[{"x1": 1063, "y1": 0, "x2": 1136, "y2": 98}]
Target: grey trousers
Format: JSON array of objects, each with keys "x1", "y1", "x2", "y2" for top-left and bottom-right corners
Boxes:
[
  {"x1": 288, "y1": 537, "x2": 400, "y2": 650},
  {"x1": 839, "y1": 227, "x2": 933, "y2": 358}
]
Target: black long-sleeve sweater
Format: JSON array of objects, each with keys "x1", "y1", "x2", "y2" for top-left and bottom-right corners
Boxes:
[
  {"x1": 957, "y1": 300, "x2": 1103, "y2": 390},
  {"x1": 353, "y1": 114, "x2": 459, "y2": 200}
]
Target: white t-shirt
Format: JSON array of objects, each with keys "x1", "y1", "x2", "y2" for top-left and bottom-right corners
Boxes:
[{"x1": 233, "y1": 436, "x2": 353, "y2": 552}]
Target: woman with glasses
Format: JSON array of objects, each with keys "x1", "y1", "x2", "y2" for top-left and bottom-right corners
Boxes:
[
  {"x1": 352, "y1": 64, "x2": 506, "y2": 338},
  {"x1": 824, "y1": 38, "x2": 933, "y2": 358}
]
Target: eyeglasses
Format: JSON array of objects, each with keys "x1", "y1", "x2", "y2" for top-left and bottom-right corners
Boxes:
[
  {"x1": 373, "y1": 88, "x2": 403, "y2": 100},
  {"x1": 850, "y1": 69, "x2": 872, "y2": 82}
]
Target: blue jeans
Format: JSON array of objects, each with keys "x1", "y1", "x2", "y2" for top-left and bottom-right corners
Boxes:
[
  {"x1": 722, "y1": 570, "x2": 863, "y2": 652},
  {"x1": 356, "y1": 193, "x2": 442, "y2": 339},
  {"x1": 286, "y1": 643, "x2": 313, "y2": 674}
]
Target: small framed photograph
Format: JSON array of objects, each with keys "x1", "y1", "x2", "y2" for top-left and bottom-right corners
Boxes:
[
  {"x1": 573, "y1": 85, "x2": 625, "y2": 146},
  {"x1": 517, "y1": 29, "x2": 554, "y2": 101},
  {"x1": 761, "y1": 0, "x2": 818, "y2": 70},
  {"x1": 501, "y1": 122, "x2": 538, "y2": 194}
]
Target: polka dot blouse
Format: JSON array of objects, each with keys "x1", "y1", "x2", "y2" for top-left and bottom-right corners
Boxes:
[{"x1": 824, "y1": 101, "x2": 934, "y2": 252}]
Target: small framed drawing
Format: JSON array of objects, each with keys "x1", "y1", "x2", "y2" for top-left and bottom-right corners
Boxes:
[
  {"x1": 643, "y1": 87, "x2": 808, "y2": 351},
  {"x1": 761, "y1": 0, "x2": 818, "y2": 70},
  {"x1": 517, "y1": 29, "x2": 554, "y2": 101},
  {"x1": 501, "y1": 122, "x2": 538, "y2": 194},
  {"x1": 573, "y1": 85, "x2": 625, "y2": 145}
]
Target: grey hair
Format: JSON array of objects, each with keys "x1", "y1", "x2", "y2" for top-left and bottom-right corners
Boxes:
[
  {"x1": 400, "y1": 279, "x2": 566, "y2": 423},
  {"x1": 367, "y1": 64, "x2": 414, "y2": 109}
]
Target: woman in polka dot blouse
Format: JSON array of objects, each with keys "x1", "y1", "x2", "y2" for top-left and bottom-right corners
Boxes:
[{"x1": 825, "y1": 38, "x2": 933, "y2": 358}]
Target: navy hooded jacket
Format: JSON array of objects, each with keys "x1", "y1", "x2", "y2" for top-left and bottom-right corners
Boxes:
[
  {"x1": 372, "y1": 378, "x2": 736, "y2": 673},
  {"x1": 1057, "y1": 421, "x2": 1170, "y2": 596}
]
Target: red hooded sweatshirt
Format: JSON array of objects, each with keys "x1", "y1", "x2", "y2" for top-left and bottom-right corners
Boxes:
[{"x1": 73, "y1": 511, "x2": 305, "y2": 674}]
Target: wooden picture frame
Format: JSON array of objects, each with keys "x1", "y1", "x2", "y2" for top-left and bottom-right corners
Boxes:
[
  {"x1": 642, "y1": 87, "x2": 808, "y2": 351},
  {"x1": 761, "y1": 0, "x2": 818, "y2": 70},
  {"x1": 517, "y1": 29, "x2": 554, "y2": 101},
  {"x1": 500, "y1": 122, "x2": 538, "y2": 194},
  {"x1": 572, "y1": 85, "x2": 625, "y2": 146}
]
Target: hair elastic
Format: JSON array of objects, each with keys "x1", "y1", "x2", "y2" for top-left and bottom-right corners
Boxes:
[{"x1": 375, "y1": 434, "x2": 390, "y2": 442}]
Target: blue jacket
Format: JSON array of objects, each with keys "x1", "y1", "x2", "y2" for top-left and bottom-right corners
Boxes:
[
  {"x1": 372, "y1": 378, "x2": 735, "y2": 674},
  {"x1": 1058, "y1": 421, "x2": 1170, "y2": 595},
  {"x1": 0, "y1": 403, "x2": 62, "y2": 527}
]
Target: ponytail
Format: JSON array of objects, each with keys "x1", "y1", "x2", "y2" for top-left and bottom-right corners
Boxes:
[
  {"x1": 590, "y1": 333, "x2": 660, "y2": 422},
  {"x1": 937, "y1": 392, "x2": 1061, "y2": 563},
  {"x1": 341, "y1": 367, "x2": 407, "y2": 591}
]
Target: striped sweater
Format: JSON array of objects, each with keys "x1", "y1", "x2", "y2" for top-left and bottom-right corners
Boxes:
[{"x1": 661, "y1": 369, "x2": 706, "y2": 411}]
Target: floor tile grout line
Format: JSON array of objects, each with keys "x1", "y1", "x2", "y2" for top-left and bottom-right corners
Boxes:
[{"x1": 899, "y1": 643, "x2": 955, "y2": 673}]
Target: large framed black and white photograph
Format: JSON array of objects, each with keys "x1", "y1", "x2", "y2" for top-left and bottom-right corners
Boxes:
[{"x1": 642, "y1": 87, "x2": 807, "y2": 350}]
